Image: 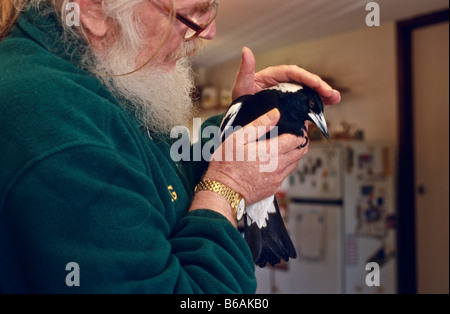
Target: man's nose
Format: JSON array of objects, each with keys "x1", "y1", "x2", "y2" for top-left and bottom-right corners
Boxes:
[{"x1": 199, "y1": 20, "x2": 216, "y2": 40}]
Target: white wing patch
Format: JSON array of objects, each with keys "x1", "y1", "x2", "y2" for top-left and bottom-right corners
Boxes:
[
  {"x1": 220, "y1": 101, "x2": 242, "y2": 140},
  {"x1": 246, "y1": 196, "x2": 276, "y2": 228},
  {"x1": 220, "y1": 101, "x2": 242, "y2": 129},
  {"x1": 267, "y1": 82, "x2": 303, "y2": 93}
]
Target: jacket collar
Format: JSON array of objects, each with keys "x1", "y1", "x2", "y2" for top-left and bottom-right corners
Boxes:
[{"x1": 17, "y1": 3, "x2": 86, "y2": 67}]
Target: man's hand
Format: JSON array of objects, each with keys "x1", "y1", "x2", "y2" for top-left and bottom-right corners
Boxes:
[
  {"x1": 232, "y1": 47, "x2": 341, "y2": 106},
  {"x1": 203, "y1": 109, "x2": 308, "y2": 206}
]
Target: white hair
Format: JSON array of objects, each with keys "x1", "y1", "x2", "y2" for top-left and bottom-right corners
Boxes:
[{"x1": 27, "y1": 0, "x2": 147, "y2": 55}]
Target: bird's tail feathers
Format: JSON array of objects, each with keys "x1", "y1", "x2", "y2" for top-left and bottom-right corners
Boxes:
[{"x1": 244, "y1": 199, "x2": 297, "y2": 268}]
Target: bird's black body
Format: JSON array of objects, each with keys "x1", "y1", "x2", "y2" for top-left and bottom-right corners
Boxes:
[
  {"x1": 219, "y1": 83, "x2": 329, "y2": 267},
  {"x1": 220, "y1": 84, "x2": 326, "y2": 141}
]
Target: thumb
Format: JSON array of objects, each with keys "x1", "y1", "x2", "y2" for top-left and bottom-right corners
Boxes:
[
  {"x1": 238, "y1": 109, "x2": 280, "y2": 144},
  {"x1": 232, "y1": 47, "x2": 256, "y2": 100}
]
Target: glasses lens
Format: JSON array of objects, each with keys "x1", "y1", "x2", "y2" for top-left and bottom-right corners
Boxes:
[{"x1": 184, "y1": 1, "x2": 218, "y2": 40}]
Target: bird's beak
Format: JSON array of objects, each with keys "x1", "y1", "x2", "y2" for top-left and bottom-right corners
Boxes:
[{"x1": 308, "y1": 112, "x2": 329, "y2": 140}]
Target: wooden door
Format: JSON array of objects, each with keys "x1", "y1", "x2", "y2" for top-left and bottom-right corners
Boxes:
[{"x1": 412, "y1": 21, "x2": 449, "y2": 294}]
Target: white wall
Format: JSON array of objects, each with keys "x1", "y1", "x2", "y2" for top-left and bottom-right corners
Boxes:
[{"x1": 198, "y1": 23, "x2": 399, "y2": 146}]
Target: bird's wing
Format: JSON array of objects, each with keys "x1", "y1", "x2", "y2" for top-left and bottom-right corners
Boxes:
[
  {"x1": 219, "y1": 101, "x2": 243, "y2": 141},
  {"x1": 245, "y1": 197, "x2": 297, "y2": 267},
  {"x1": 220, "y1": 100, "x2": 244, "y2": 130}
]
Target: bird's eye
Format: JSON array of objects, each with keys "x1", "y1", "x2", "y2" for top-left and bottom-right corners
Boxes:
[{"x1": 309, "y1": 100, "x2": 316, "y2": 109}]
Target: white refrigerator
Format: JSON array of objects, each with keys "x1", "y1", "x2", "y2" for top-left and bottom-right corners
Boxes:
[{"x1": 255, "y1": 141, "x2": 398, "y2": 294}]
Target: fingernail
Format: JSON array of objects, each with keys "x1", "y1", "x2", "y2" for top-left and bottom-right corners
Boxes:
[{"x1": 267, "y1": 109, "x2": 280, "y2": 121}]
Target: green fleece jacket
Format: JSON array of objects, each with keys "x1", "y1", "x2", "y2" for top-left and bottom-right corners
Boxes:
[{"x1": 0, "y1": 6, "x2": 256, "y2": 294}]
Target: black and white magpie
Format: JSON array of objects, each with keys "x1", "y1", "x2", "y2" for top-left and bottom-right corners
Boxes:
[{"x1": 219, "y1": 82, "x2": 329, "y2": 267}]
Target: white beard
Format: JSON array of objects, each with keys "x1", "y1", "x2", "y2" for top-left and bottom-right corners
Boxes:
[{"x1": 90, "y1": 47, "x2": 198, "y2": 135}]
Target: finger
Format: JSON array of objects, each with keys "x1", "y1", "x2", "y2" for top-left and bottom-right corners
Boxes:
[
  {"x1": 286, "y1": 67, "x2": 341, "y2": 105},
  {"x1": 236, "y1": 109, "x2": 280, "y2": 145},
  {"x1": 280, "y1": 156, "x2": 303, "y2": 179},
  {"x1": 322, "y1": 90, "x2": 342, "y2": 106},
  {"x1": 279, "y1": 144, "x2": 308, "y2": 171},
  {"x1": 255, "y1": 65, "x2": 341, "y2": 106},
  {"x1": 254, "y1": 65, "x2": 320, "y2": 89},
  {"x1": 232, "y1": 47, "x2": 256, "y2": 100}
]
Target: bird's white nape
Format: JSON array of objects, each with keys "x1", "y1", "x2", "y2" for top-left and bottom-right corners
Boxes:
[{"x1": 267, "y1": 83, "x2": 303, "y2": 94}]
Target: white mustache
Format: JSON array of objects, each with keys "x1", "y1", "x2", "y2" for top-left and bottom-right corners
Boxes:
[{"x1": 166, "y1": 38, "x2": 204, "y2": 62}]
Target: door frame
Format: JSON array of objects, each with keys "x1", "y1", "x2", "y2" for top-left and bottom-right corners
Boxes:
[{"x1": 396, "y1": 9, "x2": 449, "y2": 294}]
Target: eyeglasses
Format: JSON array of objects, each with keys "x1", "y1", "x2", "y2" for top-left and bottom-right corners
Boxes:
[{"x1": 152, "y1": 0, "x2": 219, "y2": 41}]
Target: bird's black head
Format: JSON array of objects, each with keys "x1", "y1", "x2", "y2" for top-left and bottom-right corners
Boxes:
[
  {"x1": 274, "y1": 83, "x2": 329, "y2": 140},
  {"x1": 300, "y1": 86, "x2": 329, "y2": 139}
]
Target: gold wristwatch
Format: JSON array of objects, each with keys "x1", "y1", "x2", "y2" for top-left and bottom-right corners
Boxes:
[{"x1": 195, "y1": 180, "x2": 246, "y2": 221}]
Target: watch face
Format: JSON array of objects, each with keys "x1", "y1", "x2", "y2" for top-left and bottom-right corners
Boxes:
[{"x1": 236, "y1": 199, "x2": 246, "y2": 221}]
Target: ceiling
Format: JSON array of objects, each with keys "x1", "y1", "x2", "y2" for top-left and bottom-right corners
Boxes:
[{"x1": 192, "y1": 0, "x2": 449, "y2": 69}]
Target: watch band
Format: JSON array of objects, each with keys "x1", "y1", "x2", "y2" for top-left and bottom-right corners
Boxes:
[{"x1": 195, "y1": 180, "x2": 244, "y2": 218}]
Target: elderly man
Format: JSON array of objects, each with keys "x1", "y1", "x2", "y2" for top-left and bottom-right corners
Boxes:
[{"x1": 0, "y1": 0, "x2": 340, "y2": 293}]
